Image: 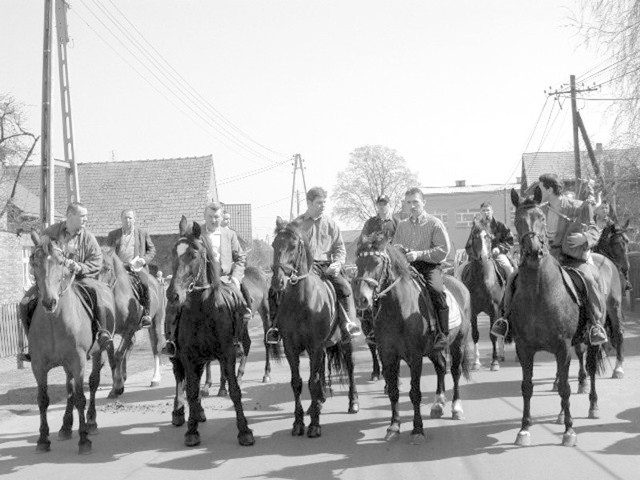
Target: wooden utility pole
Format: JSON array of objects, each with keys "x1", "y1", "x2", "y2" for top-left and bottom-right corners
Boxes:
[
  {"x1": 289, "y1": 154, "x2": 308, "y2": 220},
  {"x1": 570, "y1": 75, "x2": 581, "y2": 187},
  {"x1": 41, "y1": 0, "x2": 54, "y2": 226}
]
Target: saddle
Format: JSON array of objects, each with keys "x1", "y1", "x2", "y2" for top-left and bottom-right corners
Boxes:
[
  {"x1": 409, "y1": 267, "x2": 463, "y2": 336},
  {"x1": 124, "y1": 266, "x2": 145, "y2": 305}
]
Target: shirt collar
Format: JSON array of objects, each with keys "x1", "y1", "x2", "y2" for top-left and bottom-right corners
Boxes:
[
  {"x1": 409, "y1": 211, "x2": 427, "y2": 224},
  {"x1": 303, "y1": 212, "x2": 323, "y2": 222}
]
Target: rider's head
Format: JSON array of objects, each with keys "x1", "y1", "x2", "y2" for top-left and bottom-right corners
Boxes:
[
  {"x1": 204, "y1": 202, "x2": 223, "y2": 231},
  {"x1": 404, "y1": 187, "x2": 425, "y2": 219},
  {"x1": 538, "y1": 174, "x2": 563, "y2": 202},
  {"x1": 375, "y1": 194, "x2": 390, "y2": 217},
  {"x1": 66, "y1": 202, "x2": 88, "y2": 235},
  {"x1": 120, "y1": 208, "x2": 135, "y2": 233},
  {"x1": 306, "y1": 187, "x2": 327, "y2": 218},
  {"x1": 480, "y1": 202, "x2": 493, "y2": 222}
]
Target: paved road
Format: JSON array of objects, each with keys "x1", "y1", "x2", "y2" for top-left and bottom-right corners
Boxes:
[{"x1": 1, "y1": 314, "x2": 639, "y2": 480}]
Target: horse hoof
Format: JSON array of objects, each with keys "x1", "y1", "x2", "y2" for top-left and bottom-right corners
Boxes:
[
  {"x1": 371, "y1": 373, "x2": 380, "y2": 382},
  {"x1": 348, "y1": 402, "x2": 359, "y2": 414},
  {"x1": 78, "y1": 440, "x2": 92, "y2": 455},
  {"x1": 556, "y1": 413, "x2": 565, "y2": 425},
  {"x1": 200, "y1": 387, "x2": 211, "y2": 397},
  {"x1": 577, "y1": 384, "x2": 588, "y2": 395},
  {"x1": 612, "y1": 369, "x2": 624, "y2": 379},
  {"x1": 36, "y1": 440, "x2": 51, "y2": 453},
  {"x1": 86, "y1": 423, "x2": 99, "y2": 435},
  {"x1": 551, "y1": 383, "x2": 559, "y2": 393},
  {"x1": 292, "y1": 424, "x2": 305, "y2": 436},
  {"x1": 515, "y1": 430, "x2": 531, "y2": 446},
  {"x1": 172, "y1": 412, "x2": 185, "y2": 427},
  {"x1": 238, "y1": 430, "x2": 255, "y2": 446},
  {"x1": 195, "y1": 410, "x2": 207, "y2": 423},
  {"x1": 384, "y1": 429, "x2": 400, "y2": 442},
  {"x1": 410, "y1": 433, "x2": 425, "y2": 445},
  {"x1": 588, "y1": 408, "x2": 600, "y2": 419},
  {"x1": 562, "y1": 431, "x2": 577, "y2": 447},
  {"x1": 490, "y1": 361, "x2": 500, "y2": 372},
  {"x1": 452, "y1": 402, "x2": 464, "y2": 420},
  {"x1": 499, "y1": 355, "x2": 506, "y2": 362},
  {"x1": 107, "y1": 390, "x2": 119, "y2": 399},
  {"x1": 472, "y1": 361, "x2": 481, "y2": 371},
  {"x1": 217, "y1": 388, "x2": 228, "y2": 397},
  {"x1": 58, "y1": 429, "x2": 73, "y2": 441},
  {"x1": 430, "y1": 405, "x2": 444, "y2": 419},
  {"x1": 184, "y1": 433, "x2": 201, "y2": 447},
  {"x1": 262, "y1": 375, "x2": 271, "y2": 383},
  {"x1": 150, "y1": 381, "x2": 160, "y2": 388},
  {"x1": 307, "y1": 425, "x2": 322, "y2": 438}
]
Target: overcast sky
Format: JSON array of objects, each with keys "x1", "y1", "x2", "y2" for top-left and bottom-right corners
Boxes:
[{"x1": 1, "y1": 1, "x2": 616, "y2": 238}]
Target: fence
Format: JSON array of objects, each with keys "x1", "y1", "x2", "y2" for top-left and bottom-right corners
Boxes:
[{"x1": 0, "y1": 303, "x2": 27, "y2": 368}]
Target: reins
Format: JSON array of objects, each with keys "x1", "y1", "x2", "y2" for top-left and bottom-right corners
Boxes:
[{"x1": 272, "y1": 231, "x2": 311, "y2": 286}]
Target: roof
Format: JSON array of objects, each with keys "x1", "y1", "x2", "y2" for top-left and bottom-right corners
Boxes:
[
  {"x1": 0, "y1": 181, "x2": 43, "y2": 217},
  {"x1": 10, "y1": 155, "x2": 218, "y2": 236},
  {"x1": 421, "y1": 182, "x2": 520, "y2": 195}
]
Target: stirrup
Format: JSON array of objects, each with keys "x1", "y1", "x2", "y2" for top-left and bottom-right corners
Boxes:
[
  {"x1": 160, "y1": 340, "x2": 176, "y2": 357},
  {"x1": 140, "y1": 314, "x2": 152, "y2": 328},
  {"x1": 491, "y1": 318, "x2": 509, "y2": 339},
  {"x1": 346, "y1": 322, "x2": 362, "y2": 337},
  {"x1": 265, "y1": 327, "x2": 281, "y2": 345},
  {"x1": 433, "y1": 332, "x2": 448, "y2": 350},
  {"x1": 17, "y1": 352, "x2": 31, "y2": 362},
  {"x1": 96, "y1": 330, "x2": 113, "y2": 349},
  {"x1": 589, "y1": 325, "x2": 608, "y2": 346}
]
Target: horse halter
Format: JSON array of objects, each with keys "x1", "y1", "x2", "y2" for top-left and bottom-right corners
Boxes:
[
  {"x1": 353, "y1": 250, "x2": 400, "y2": 300},
  {"x1": 176, "y1": 238, "x2": 211, "y2": 293},
  {"x1": 272, "y1": 233, "x2": 309, "y2": 286},
  {"x1": 518, "y1": 222, "x2": 548, "y2": 260},
  {"x1": 33, "y1": 243, "x2": 76, "y2": 297}
]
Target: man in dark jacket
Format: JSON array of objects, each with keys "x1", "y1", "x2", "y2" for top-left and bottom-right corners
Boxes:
[
  {"x1": 106, "y1": 209, "x2": 157, "y2": 328},
  {"x1": 360, "y1": 194, "x2": 399, "y2": 242}
]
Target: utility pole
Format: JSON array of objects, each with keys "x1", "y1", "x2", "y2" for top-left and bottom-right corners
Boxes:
[
  {"x1": 41, "y1": 0, "x2": 54, "y2": 226},
  {"x1": 289, "y1": 154, "x2": 308, "y2": 220}
]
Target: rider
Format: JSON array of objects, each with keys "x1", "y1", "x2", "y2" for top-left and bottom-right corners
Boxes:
[
  {"x1": 106, "y1": 208, "x2": 156, "y2": 328},
  {"x1": 465, "y1": 201, "x2": 515, "y2": 279},
  {"x1": 491, "y1": 174, "x2": 608, "y2": 346},
  {"x1": 18, "y1": 202, "x2": 113, "y2": 362},
  {"x1": 360, "y1": 194, "x2": 399, "y2": 241},
  {"x1": 162, "y1": 201, "x2": 252, "y2": 358},
  {"x1": 265, "y1": 186, "x2": 362, "y2": 345},
  {"x1": 393, "y1": 187, "x2": 452, "y2": 351}
]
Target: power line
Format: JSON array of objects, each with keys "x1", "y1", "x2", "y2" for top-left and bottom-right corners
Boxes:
[{"x1": 218, "y1": 158, "x2": 290, "y2": 185}]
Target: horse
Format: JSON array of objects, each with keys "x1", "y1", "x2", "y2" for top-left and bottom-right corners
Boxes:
[
  {"x1": 508, "y1": 188, "x2": 606, "y2": 447},
  {"x1": 98, "y1": 246, "x2": 166, "y2": 397},
  {"x1": 352, "y1": 234, "x2": 472, "y2": 443},
  {"x1": 168, "y1": 216, "x2": 254, "y2": 447},
  {"x1": 200, "y1": 265, "x2": 275, "y2": 397},
  {"x1": 593, "y1": 219, "x2": 630, "y2": 379},
  {"x1": 268, "y1": 217, "x2": 359, "y2": 438},
  {"x1": 460, "y1": 219, "x2": 509, "y2": 371},
  {"x1": 27, "y1": 232, "x2": 116, "y2": 454}
]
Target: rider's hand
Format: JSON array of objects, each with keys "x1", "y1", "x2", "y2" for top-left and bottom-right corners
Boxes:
[
  {"x1": 65, "y1": 259, "x2": 81, "y2": 274},
  {"x1": 405, "y1": 250, "x2": 420, "y2": 262},
  {"x1": 326, "y1": 262, "x2": 341, "y2": 276},
  {"x1": 566, "y1": 233, "x2": 588, "y2": 248}
]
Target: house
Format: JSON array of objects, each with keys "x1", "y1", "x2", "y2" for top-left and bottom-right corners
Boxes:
[{"x1": 6, "y1": 155, "x2": 227, "y2": 281}]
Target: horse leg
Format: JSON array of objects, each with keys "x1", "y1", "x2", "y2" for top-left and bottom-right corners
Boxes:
[
  {"x1": 260, "y1": 308, "x2": 272, "y2": 383},
  {"x1": 407, "y1": 356, "x2": 425, "y2": 444},
  {"x1": 381, "y1": 352, "x2": 401, "y2": 441},
  {"x1": 471, "y1": 312, "x2": 481, "y2": 370},
  {"x1": 221, "y1": 354, "x2": 255, "y2": 446},
  {"x1": 59, "y1": 371, "x2": 75, "y2": 441},
  {"x1": 489, "y1": 312, "x2": 500, "y2": 371},
  {"x1": 109, "y1": 333, "x2": 134, "y2": 398},
  {"x1": 608, "y1": 310, "x2": 625, "y2": 379},
  {"x1": 184, "y1": 361, "x2": 205, "y2": 447},
  {"x1": 216, "y1": 362, "x2": 228, "y2": 397},
  {"x1": 369, "y1": 344, "x2": 381, "y2": 381},
  {"x1": 148, "y1": 326, "x2": 162, "y2": 387},
  {"x1": 86, "y1": 352, "x2": 105, "y2": 435},
  {"x1": 575, "y1": 344, "x2": 588, "y2": 395},
  {"x1": 429, "y1": 350, "x2": 447, "y2": 419},
  {"x1": 200, "y1": 361, "x2": 214, "y2": 397},
  {"x1": 286, "y1": 347, "x2": 305, "y2": 436},
  {"x1": 70, "y1": 361, "x2": 91, "y2": 454},
  {"x1": 238, "y1": 331, "x2": 251, "y2": 385},
  {"x1": 586, "y1": 345, "x2": 601, "y2": 419},
  {"x1": 171, "y1": 358, "x2": 186, "y2": 427},
  {"x1": 33, "y1": 365, "x2": 52, "y2": 453},
  {"x1": 515, "y1": 346, "x2": 534, "y2": 446},
  {"x1": 556, "y1": 345, "x2": 576, "y2": 446},
  {"x1": 307, "y1": 349, "x2": 325, "y2": 438},
  {"x1": 449, "y1": 337, "x2": 465, "y2": 420}
]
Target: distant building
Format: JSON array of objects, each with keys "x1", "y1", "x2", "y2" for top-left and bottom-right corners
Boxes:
[{"x1": 222, "y1": 203, "x2": 252, "y2": 247}]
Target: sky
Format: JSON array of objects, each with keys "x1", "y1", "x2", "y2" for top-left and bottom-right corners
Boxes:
[{"x1": 0, "y1": 0, "x2": 617, "y2": 239}]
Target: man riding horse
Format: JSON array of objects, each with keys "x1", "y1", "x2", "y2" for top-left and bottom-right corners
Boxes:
[
  {"x1": 106, "y1": 208, "x2": 156, "y2": 329},
  {"x1": 265, "y1": 186, "x2": 362, "y2": 345},
  {"x1": 18, "y1": 202, "x2": 113, "y2": 361},
  {"x1": 492, "y1": 174, "x2": 608, "y2": 346},
  {"x1": 465, "y1": 201, "x2": 515, "y2": 279},
  {"x1": 162, "y1": 201, "x2": 253, "y2": 358}
]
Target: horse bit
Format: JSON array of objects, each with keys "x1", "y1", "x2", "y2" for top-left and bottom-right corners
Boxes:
[{"x1": 272, "y1": 235, "x2": 310, "y2": 286}]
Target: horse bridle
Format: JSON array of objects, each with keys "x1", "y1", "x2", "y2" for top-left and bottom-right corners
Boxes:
[
  {"x1": 272, "y1": 232, "x2": 310, "y2": 286},
  {"x1": 353, "y1": 250, "x2": 401, "y2": 301},
  {"x1": 175, "y1": 237, "x2": 211, "y2": 293},
  {"x1": 33, "y1": 243, "x2": 76, "y2": 297}
]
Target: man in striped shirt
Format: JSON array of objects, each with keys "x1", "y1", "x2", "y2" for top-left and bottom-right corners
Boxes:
[{"x1": 394, "y1": 187, "x2": 451, "y2": 350}]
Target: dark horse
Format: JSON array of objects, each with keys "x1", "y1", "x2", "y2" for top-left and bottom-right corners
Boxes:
[
  {"x1": 168, "y1": 217, "x2": 254, "y2": 447},
  {"x1": 461, "y1": 219, "x2": 509, "y2": 371},
  {"x1": 200, "y1": 265, "x2": 276, "y2": 397},
  {"x1": 27, "y1": 232, "x2": 116, "y2": 454},
  {"x1": 509, "y1": 188, "x2": 605, "y2": 447},
  {"x1": 268, "y1": 217, "x2": 359, "y2": 438},
  {"x1": 352, "y1": 234, "x2": 472, "y2": 443},
  {"x1": 99, "y1": 246, "x2": 166, "y2": 397},
  {"x1": 593, "y1": 219, "x2": 630, "y2": 379}
]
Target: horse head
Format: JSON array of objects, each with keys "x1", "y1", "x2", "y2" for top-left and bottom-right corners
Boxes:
[
  {"x1": 168, "y1": 216, "x2": 214, "y2": 305},
  {"x1": 596, "y1": 218, "x2": 631, "y2": 274},
  {"x1": 511, "y1": 187, "x2": 547, "y2": 265},
  {"x1": 270, "y1": 216, "x2": 311, "y2": 292},
  {"x1": 98, "y1": 246, "x2": 119, "y2": 288},
  {"x1": 468, "y1": 218, "x2": 493, "y2": 261},
  {"x1": 30, "y1": 231, "x2": 71, "y2": 313}
]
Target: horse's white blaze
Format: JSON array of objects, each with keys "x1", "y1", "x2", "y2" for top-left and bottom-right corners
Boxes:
[{"x1": 176, "y1": 243, "x2": 188, "y2": 257}]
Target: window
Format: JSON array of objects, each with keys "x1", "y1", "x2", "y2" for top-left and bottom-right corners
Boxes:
[
  {"x1": 431, "y1": 210, "x2": 448, "y2": 224},
  {"x1": 456, "y1": 208, "x2": 478, "y2": 228}
]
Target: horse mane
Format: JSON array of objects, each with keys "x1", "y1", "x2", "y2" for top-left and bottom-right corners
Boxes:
[
  {"x1": 356, "y1": 233, "x2": 413, "y2": 280},
  {"x1": 275, "y1": 220, "x2": 315, "y2": 272},
  {"x1": 100, "y1": 246, "x2": 130, "y2": 284}
]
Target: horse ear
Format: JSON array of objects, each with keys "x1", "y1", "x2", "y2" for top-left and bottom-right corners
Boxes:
[
  {"x1": 276, "y1": 216, "x2": 287, "y2": 230},
  {"x1": 30, "y1": 230, "x2": 40, "y2": 246},
  {"x1": 179, "y1": 216, "x2": 188, "y2": 236},
  {"x1": 510, "y1": 188, "x2": 521, "y2": 207},
  {"x1": 192, "y1": 221, "x2": 201, "y2": 238}
]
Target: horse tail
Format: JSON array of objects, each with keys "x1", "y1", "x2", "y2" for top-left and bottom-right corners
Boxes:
[
  {"x1": 326, "y1": 343, "x2": 350, "y2": 387},
  {"x1": 461, "y1": 337, "x2": 473, "y2": 381},
  {"x1": 587, "y1": 344, "x2": 607, "y2": 377},
  {"x1": 267, "y1": 342, "x2": 283, "y2": 364}
]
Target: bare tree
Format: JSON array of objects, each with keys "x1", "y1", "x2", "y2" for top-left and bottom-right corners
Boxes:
[
  {"x1": 331, "y1": 145, "x2": 419, "y2": 224},
  {"x1": 0, "y1": 94, "x2": 39, "y2": 222}
]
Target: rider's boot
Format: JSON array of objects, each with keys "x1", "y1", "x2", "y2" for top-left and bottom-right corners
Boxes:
[
  {"x1": 17, "y1": 290, "x2": 38, "y2": 362},
  {"x1": 432, "y1": 307, "x2": 449, "y2": 350},
  {"x1": 160, "y1": 298, "x2": 179, "y2": 357}
]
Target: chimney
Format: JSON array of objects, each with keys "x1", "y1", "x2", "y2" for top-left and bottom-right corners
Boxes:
[{"x1": 455, "y1": 180, "x2": 466, "y2": 187}]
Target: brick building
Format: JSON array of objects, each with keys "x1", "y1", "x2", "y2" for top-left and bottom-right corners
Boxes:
[{"x1": 222, "y1": 203, "x2": 252, "y2": 247}]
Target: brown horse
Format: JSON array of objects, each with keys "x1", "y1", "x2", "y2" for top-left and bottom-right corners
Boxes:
[
  {"x1": 461, "y1": 219, "x2": 509, "y2": 371},
  {"x1": 268, "y1": 217, "x2": 359, "y2": 439},
  {"x1": 99, "y1": 247, "x2": 166, "y2": 397},
  {"x1": 352, "y1": 234, "x2": 472, "y2": 443},
  {"x1": 27, "y1": 232, "x2": 116, "y2": 454},
  {"x1": 200, "y1": 265, "x2": 276, "y2": 397},
  {"x1": 168, "y1": 217, "x2": 254, "y2": 447},
  {"x1": 509, "y1": 188, "x2": 605, "y2": 447}
]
